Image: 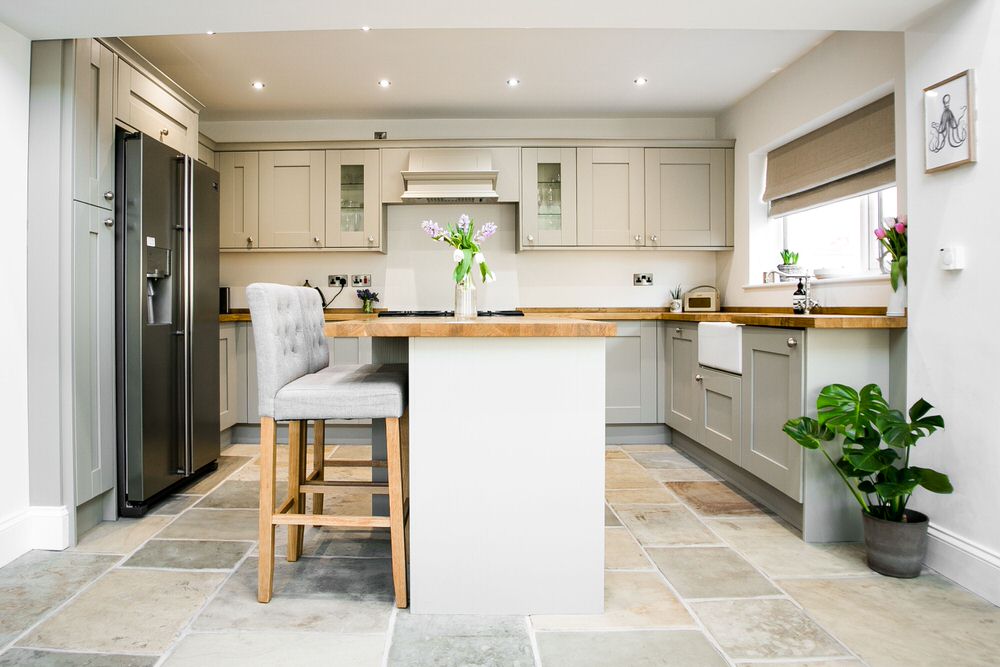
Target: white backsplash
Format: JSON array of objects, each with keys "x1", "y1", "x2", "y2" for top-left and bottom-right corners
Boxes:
[{"x1": 220, "y1": 204, "x2": 718, "y2": 310}]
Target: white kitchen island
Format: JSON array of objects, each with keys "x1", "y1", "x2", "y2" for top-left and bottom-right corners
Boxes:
[{"x1": 324, "y1": 317, "x2": 615, "y2": 615}]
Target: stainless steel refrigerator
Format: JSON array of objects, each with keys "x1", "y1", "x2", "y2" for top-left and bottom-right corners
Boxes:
[{"x1": 115, "y1": 130, "x2": 220, "y2": 516}]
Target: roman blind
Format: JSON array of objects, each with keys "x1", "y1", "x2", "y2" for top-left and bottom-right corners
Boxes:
[{"x1": 765, "y1": 94, "x2": 895, "y2": 217}]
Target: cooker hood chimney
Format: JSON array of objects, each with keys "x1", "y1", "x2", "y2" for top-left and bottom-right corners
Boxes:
[{"x1": 400, "y1": 149, "x2": 499, "y2": 203}]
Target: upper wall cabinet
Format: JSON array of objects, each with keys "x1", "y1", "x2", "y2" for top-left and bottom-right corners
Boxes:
[
  {"x1": 219, "y1": 152, "x2": 260, "y2": 249},
  {"x1": 326, "y1": 149, "x2": 381, "y2": 249},
  {"x1": 258, "y1": 150, "x2": 326, "y2": 248},
  {"x1": 115, "y1": 60, "x2": 199, "y2": 157},
  {"x1": 577, "y1": 147, "x2": 645, "y2": 247},
  {"x1": 72, "y1": 39, "x2": 115, "y2": 210},
  {"x1": 380, "y1": 147, "x2": 521, "y2": 203},
  {"x1": 645, "y1": 148, "x2": 732, "y2": 248},
  {"x1": 520, "y1": 148, "x2": 577, "y2": 248}
]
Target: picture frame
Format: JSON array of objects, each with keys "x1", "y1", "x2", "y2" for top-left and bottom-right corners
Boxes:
[{"x1": 924, "y1": 69, "x2": 976, "y2": 173}]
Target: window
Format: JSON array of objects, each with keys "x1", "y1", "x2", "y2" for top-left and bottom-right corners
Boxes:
[{"x1": 780, "y1": 186, "x2": 896, "y2": 275}]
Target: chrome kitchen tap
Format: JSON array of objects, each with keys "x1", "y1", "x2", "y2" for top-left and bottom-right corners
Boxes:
[{"x1": 777, "y1": 271, "x2": 820, "y2": 314}]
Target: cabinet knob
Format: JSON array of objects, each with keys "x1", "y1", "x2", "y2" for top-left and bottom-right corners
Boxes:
[
  {"x1": 787, "y1": 337, "x2": 798, "y2": 348},
  {"x1": 527, "y1": 234, "x2": 534, "y2": 242},
  {"x1": 103, "y1": 218, "x2": 114, "y2": 228},
  {"x1": 367, "y1": 235, "x2": 375, "y2": 243},
  {"x1": 103, "y1": 191, "x2": 114, "y2": 201},
  {"x1": 675, "y1": 327, "x2": 682, "y2": 334},
  {"x1": 634, "y1": 235, "x2": 642, "y2": 242},
  {"x1": 246, "y1": 236, "x2": 254, "y2": 247},
  {"x1": 160, "y1": 128, "x2": 170, "y2": 137},
  {"x1": 313, "y1": 236, "x2": 320, "y2": 244},
  {"x1": 695, "y1": 374, "x2": 703, "y2": 382},
  {"x1": 650, "y1": 235, "x2": 658, "y2": 243}
]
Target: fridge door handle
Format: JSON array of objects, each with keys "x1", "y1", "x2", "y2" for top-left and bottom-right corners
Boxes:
[{"x1": 180, "y1": 155, "x2": 194, "y2": 476}]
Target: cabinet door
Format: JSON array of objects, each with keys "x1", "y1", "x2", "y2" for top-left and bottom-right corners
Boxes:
[
  {"x1": 116, "y1": 60, "x2": 198, "y2": 156},
  {"x1": 73, "y1": 202, "x2": 116, "y2": 504},
  {"x1": 664, "y1": 323, "x2": 700, "y2": 441},
  {"x1": 606, "y1": 321, "x2": 657, "y2": 424},
  {"x1": 259, "y1": 151, "x2": 325, "y2": 248},
  {"x1": 698, "y1": 367, "x2": 741, "y2": 464},
  {"x1": 73, "y1": 39, "x2": 114, "y2": 209},
  {"x1": 521, "y1": 148, "x2": 577, "y2": 247},
  {"x1": 741, "y1": 327, "x2": 805, "y2": 500},
  {"x1": 219, "y1": 152, "x2": 259, "y2": 249},
  {"x1": 645, "y1": 148, "x2": 727, "y2": 247},
  {"x1": 219, "y1": 324, "x2": 238, "y2": 431},
  {"x1": 577, "y1": 147, "x2": 644, "y2": 246},
  {"x1": 326, "y1": 149, "x2": 380, "y2": 248}
]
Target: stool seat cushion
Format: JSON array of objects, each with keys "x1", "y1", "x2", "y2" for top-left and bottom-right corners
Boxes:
[{"x1": 273, "y1": 364, "x2": 406, "y2": 421}]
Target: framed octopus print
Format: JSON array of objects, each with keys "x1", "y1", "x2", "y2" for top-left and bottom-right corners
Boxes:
[{"x1": 924, "y1": 69, "x2": 976, "y2": 173}]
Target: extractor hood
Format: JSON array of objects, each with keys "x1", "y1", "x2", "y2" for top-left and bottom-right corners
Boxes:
[{"x1": 400, "y1": 149, "x2": 499, "y2": 203}]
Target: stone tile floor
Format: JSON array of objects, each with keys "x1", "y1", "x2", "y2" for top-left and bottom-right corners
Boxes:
[{"x1": 1, "y1": 442, "x2": 998, "y2": 666}]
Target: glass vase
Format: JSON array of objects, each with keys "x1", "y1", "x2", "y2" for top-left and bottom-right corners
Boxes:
[
  {"x1": 454, "y1": 273, "x2": 477, "y2": 320},
  {"x1": 362, "y1": 299, "x2": 374, "y2": 314}
]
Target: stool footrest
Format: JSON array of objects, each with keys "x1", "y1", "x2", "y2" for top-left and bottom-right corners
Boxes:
[
  {"x1": 324, "y1": 459, "x2": 388, "y2": 468},
  {"x1": 300, "y1": 481, "x2": 389, "y2": 493},
  {"x1": 272, "y1": 513, "x2": 391, "y2": 529}
]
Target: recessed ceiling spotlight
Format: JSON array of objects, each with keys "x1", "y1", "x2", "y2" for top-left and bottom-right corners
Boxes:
[
  {"x1": 377, "y1": 79, "x2": 391, "y2": 88},
  {"x1": 206, "y1": 30, "x2": 216, "y2": 35},
  {"x1": 250, "y1": 81, "x2": 266, "y2": 90},
  {"x1": 361, "y1": 25, "x2": 371, "y2": 32},
  {"x1": 633, "y1": 76, "x2": 648, "y2": 86},
  {"x1": 506, "y1": 78, "x2": 521, "y2": 87}
]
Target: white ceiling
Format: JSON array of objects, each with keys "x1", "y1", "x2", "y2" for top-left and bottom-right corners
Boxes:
[
  {"x1": 126, "y1": 29, "x2": 831, "y2": 121},
  {"x1": 0, "y1": 0, "x2": 948, "y2": 39}
]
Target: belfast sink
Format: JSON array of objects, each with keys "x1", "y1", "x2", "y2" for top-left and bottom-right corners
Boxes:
[{"x1": 698, "y1": 322, "x2": 743, "y2": 374}]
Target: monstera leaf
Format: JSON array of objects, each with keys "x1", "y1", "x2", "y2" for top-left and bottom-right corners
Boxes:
[
  {"x1": 782, "y1": 417, "x2": 834, "y2": 450},
  {"x1": 877, "y1": 399, "x2": 945, "y2": 449},
  {"x1": 817, "y1": 384, "x2": 889, "y2": 437},
  {"x1": 911, "y1": 466, "x2": 954, "y2": 494}
]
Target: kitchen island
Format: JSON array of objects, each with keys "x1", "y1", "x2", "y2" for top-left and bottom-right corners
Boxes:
[{"x1": 323, "y1": 316, "x2": 615, "y2": 615}]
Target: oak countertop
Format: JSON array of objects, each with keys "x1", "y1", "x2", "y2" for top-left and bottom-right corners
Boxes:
[
  {"x1": 322, "y1": 317, "x2": 617, "y2": 338},
  {"x1": 221, "y1": 308, "x2": 906, "y2": 330}
]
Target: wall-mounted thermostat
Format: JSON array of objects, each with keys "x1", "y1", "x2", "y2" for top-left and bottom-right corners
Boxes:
[{"x1": 939, "y1": 246, "x2": 966, "y2": 270}]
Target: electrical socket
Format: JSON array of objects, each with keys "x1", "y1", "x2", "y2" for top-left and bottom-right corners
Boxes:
[
  {"x1": 352, "y1": 274, "x2": 372, "y2": 287},
  {"x1": 328, "y1": 275, "x2": 347, "y2": 287},
  {"x1": 633, "y1": 273, "x2": 654, "y2": 286}
]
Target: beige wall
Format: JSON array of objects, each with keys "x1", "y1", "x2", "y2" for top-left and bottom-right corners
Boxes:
[{"x1": 716, "y1": 31, "x2": 906, "y2": 308}]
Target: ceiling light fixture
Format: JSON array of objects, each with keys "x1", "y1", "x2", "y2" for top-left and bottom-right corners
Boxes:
[
  {"x1": 506, "y1": 78, "x2": 520, "y2": 87},
  {"x1": 250, "y1": 81, "x2": 266, "y2": 90},
  {"x1": 377, "y1": 79, "x2": 391, "y2": 88},
  {"x1": 361, "y1": 25, "x2": 371, "y2": 32},
  {"x1": 633, "y1": 76, "x2": 648, "y2": 86}
]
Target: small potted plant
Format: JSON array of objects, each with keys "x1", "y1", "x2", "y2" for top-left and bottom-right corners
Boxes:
[
  {"x1": 357, "y1": 288, "x2": 379, "y2": 314},
  {"x1": 783, "y1": 383, "x2": 951, "y2": 578},
  {"x1": 778, "y1": 249, "x2": 801, "y2": 281},
  {"x1": 875, "y1": 215, "x2": 907, "y2": 316},
  {"x1": 669, "y1": 285, "x2": 683, "y2": 313}
]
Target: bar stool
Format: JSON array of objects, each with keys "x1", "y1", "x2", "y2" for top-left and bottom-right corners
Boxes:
[{"x1": 246, "y1": 283, "x2": 408, "y2": 607}]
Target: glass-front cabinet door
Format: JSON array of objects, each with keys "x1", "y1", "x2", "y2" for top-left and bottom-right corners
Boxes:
[
  {"x1": 520, "y1": 147, "x2": 577, "y2": 247},
  {"x1": 325, "y1": 149, "x2": 380, "y2": 248}
]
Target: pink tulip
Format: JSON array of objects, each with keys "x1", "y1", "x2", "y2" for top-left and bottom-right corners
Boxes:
[
  {"x1": 894, "y1": 222, "x2": 906, "y2": 234},
  {"x1": 874, "y1": 227, "x2": 887, "y2": 240},
  {"x1": 898, "y1": 215, "x2": 907, "y2": 226}
]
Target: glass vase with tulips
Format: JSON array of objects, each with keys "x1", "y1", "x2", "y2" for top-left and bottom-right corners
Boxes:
[{"x1": 876, "y1": 216, "x2": 907, "y2": 291}]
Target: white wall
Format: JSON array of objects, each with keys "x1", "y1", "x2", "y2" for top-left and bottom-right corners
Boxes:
[
  {"x1": 221, "y1": 204, "x2": 718, "y2": 311},
  {"x1": 0, "y1": 20, "x2": 32, "y2": 566},
  {"x1": 717, "y1": 31, "x2": 906, "y2": 308},
  {"x1": 904, "y1": 0, "x2": 1000, "y2": 605}
]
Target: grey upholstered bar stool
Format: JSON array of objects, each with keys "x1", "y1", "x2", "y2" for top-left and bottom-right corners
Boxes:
[{"x1": 246, "y1": 283, "x2": 409, "y2": 607}]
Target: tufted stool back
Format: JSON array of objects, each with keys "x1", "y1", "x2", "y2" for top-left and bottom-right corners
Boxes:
[{"x1": 246, "y1": 283, "x2": 330, "y2": 418}]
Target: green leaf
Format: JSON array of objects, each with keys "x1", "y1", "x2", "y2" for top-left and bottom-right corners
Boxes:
[
  {"x1": 877, "y1": 400, "x2": 944, "y2": 449},
  {"x1": 782, "y1": 417, "x2": 833, "y2": 450},
  {"x1": 453, "y1": 249, "x2": 473, "y2": 283},
  {"x1": 858, "y1": 480, "x2": 876, "y2": 493},
  {"x1": 890, "y1": 259, "x2": 900, "y2": 291},
  {"x1": 912, "y1": 466, "x2": 954, "y2": 494},
  {"x1": 843, "y1": 442, "x2": 898, "y2": 473},
  {"x1": 816, "y1": 384, "x2": 889, "y2": 437},
  {"x1": 899, "y1": 254, "x2": 908, "y2": 286},
  {"x1": 875, "y1": 479, "x2": 919, "y2": 500}
]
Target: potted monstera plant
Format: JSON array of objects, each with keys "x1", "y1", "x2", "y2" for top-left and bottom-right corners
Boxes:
[{"x1": 783, "y1": 384, "x2": 951, "y2": 578}]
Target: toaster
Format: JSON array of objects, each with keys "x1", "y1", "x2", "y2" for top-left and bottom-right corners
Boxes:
[{"x1": 683, "y1": 286, "x2": 720, "y2": 312}]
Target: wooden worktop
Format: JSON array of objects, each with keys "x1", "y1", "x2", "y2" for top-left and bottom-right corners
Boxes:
[
  {"x1": 322, "y1": 316, "x2": 616, "y2": 338},
  {"x1": 222, "y1": 307, "x2": 905, "y2": 330}
]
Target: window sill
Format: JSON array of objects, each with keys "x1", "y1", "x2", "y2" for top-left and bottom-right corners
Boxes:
[{"x1": 743, "y1": 274, "x2": 889, "y2": 290}]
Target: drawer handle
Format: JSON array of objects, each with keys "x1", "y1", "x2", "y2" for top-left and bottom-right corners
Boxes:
[
  {"x1": 695, "y1": 374, "x2": 703, "y2": 382},
  {"x1": 787, "y1": 337, "x2": 798, "y2": 348}
]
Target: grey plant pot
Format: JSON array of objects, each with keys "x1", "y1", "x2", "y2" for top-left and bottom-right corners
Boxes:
[
  {"x1": 777, "y1": 264, "x2": 801, "y2": 282},
  {"x1": 862, "y1": 509, "x2": 929, "y2": 578}
]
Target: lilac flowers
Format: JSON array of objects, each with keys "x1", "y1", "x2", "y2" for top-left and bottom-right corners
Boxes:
[{"x1": 420, "y1": 214, "x2": 497, "y2": 285}]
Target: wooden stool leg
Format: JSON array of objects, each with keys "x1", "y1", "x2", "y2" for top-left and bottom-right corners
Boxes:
[
  {"x1": 386, "y1": 416, "x2": 408, "y2": 608},
  {"x1": 312, "y1": 420, "x2": 325, "y2": 526},
  {"x1": 258, "y1": 417, "x2": 278, "y2": 603},
  {"x1": 287, "y1": 420, "x2": 304, "y2": 562}
]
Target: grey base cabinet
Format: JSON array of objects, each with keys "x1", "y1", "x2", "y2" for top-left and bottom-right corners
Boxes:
[
  {"x1": 605, "y1": 321, "x2": 658, "y2": 424},
  {"x1": 219, "y1": 323, "x2": 238, "y2": 431},
  {"x1": 698, "y1": 367, "x2": 741, "y2": 464},
  {"x1": 740, "y1": 327, "x2": 805, "y2": 501}
]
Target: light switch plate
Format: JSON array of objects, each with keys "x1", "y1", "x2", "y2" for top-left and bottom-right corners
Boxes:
[{"x1": 939, "y1": 247, "x2": 965, "y2": 270}]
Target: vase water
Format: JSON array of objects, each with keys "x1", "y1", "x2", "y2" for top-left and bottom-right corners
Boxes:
[{"x1": 455, "y1": 274, "x2": 477, "y2": 319}]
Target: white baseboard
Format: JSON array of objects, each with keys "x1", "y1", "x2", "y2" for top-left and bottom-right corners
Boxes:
[
  {"x1": 926, "y1": 523, "x2": 1000, "y2": 606},
  {"x1": 0, "y1": 505, "x2": 70, "y2": 567}
]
